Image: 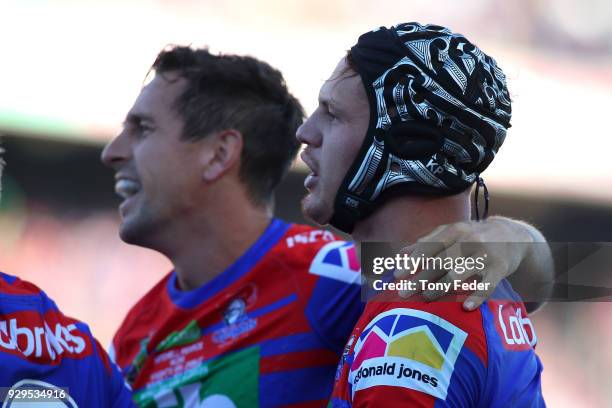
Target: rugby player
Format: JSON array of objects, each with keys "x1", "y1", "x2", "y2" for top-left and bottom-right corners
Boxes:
[
  {"x1": 0, "y1": 150, "x2": 134, "y2": 406},
  {"x1": 295, "y1": 23, "x2": 546, "y2": 406},
  {"x1": 103, "y1": 46, "x2": 550, "y2": 406}
]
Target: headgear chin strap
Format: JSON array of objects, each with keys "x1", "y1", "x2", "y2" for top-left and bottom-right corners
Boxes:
[{"x1": 329, "y1": 22, "x2": 512, "y2": 233}]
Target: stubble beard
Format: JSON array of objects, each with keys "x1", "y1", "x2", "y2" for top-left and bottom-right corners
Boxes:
[{"x1": 301, "y1": 192, "x2": 333, "y2": 227}]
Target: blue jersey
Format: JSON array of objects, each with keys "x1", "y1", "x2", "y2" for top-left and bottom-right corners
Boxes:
[
  {"x1": 0, "y1": 272, "x2": 134, "y2": 407},
  {"x1": 330, "y1": 280, "x2": 545, "y2": 407}
]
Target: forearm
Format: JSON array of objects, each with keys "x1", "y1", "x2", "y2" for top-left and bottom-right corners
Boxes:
[{"x1": 491, "y1": 216, "x2": 554, "y2": 312}]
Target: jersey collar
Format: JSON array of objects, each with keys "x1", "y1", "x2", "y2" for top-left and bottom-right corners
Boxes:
[{"x1": 167, "y1": 218, "x2": 290, "y2": 309}]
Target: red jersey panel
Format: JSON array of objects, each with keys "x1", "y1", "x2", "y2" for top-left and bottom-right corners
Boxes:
[
  {"x1": 329, "y1": 280, "x2": 545, "y2": 407},
  {"x1": 112, "y1": 219, "x2": 364, "y2": 407}
]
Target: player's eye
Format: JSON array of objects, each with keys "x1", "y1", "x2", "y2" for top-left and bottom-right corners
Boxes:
[
  {"x1": 140, "y1": 123, "x2": 154, "y2": 133},
  {"x1": 323, "y1": 107, "x2": 337, "y2": 121}
]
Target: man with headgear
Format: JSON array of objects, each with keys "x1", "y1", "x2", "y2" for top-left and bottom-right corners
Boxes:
[
  {"x1": 0, "y1": 153, "x2": 134, "y2": 405},
  {"x1": 104, "y1": 43, "x2": 550, "y2": 406},
  {"x1": 297, "y1": 23, "x2": 546, "y2": 406}
]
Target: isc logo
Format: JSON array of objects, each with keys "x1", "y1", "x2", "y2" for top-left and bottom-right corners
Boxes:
[
  {"x1": 286, "y1": 230, "x2": 335, "y2": 248},
  {"x1": 0, "y1": 315, "x2": 89, "y2": 362},
  {"x1": 490, "y1": 301, "x2": 537, "y2": 351}
]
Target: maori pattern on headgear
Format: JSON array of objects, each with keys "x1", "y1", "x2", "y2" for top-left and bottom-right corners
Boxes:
[{"x1": 348, "y1": 22, "x2": 512, "y2": 201}]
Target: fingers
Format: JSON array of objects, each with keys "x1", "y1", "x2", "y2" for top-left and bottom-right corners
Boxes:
[
  {"x1": 394, "y1": 242, "x2": 444, "y2": 279},
  {"x1": 421, "y1": 268, "x2": 467, "y2": 301},
  {"x1": 396, "y1": 243, "x2": 464, "y2": 298},
  {"x1": 397, "y1": 241, "x2": 477, "y2": 299},
  {"x1": 395, "y1": 226, "x2": 461, "y2": 279},
  {"x1": 393, "y1": 244, "x2": 416, "y2": 279},
  {"x1": 393, "y1": 221, "x2": 514, "y2": 306},
  {"x1": 462, "y1": 276, "x2": 498, "y2": 311},
  {"x1": 398, "y1": 267, "x2": 446, "y2": 298},
  {"x1": 421, "y1": 257, "x2": 505, "y2": 308}
]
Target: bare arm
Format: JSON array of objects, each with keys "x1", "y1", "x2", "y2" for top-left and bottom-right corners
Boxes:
[
  {"x1": 396, "y1": 216, "x2": 554, "y2": 312},
  {"x1": 494, "y1": 216, "x2": 554, "y2": 313}
]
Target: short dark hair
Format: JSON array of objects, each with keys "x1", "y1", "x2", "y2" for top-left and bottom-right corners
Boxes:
[
  {"x1": 151, "y1": 45, "x2": 304, "y2": 205},
  {"x1": 345, "y1": 50, "x2": 357, "y2": 71}
]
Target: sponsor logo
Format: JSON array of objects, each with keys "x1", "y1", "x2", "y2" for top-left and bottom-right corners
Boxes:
[
  {"x1": 286, "y1": 230, "x2": 335, "y2": 248},
  {"x1": 156, "y1": 320, "x2": 201, "y2": 353},
  {"x1": 212, "y1": 319, "x2": 257, "y2": 345},
  {"x1": 126, "y1": 337, "x2": 150, "y2": 385},
  {"x1": 349, "y1": 308, "x2": 467, "y2": 400},
  {"x1": 154, "y1": 382, "x2": 238, "y2": 408},
  {"x1": 0, "y1": 313, "x2": 90, "y2": 363},
  {"x1": 353, "y1": 361, "x2": 438, "y2": 387},
  {"x1": 224, "y1": 299, "x2": 246, "y2": 326},
  {"x1": 135, "y1": 346, "x2": 259, "y2": 407},
  {"x1": 489, "y1": 301, "x2": 537, "y2": 351},
  {"x1": 212, "y1": 298, "x2": 257, "y2": 345},
  {"x1": 199, "y1": 394, "x2": 237, "y2": 408},
  {"x1": 309, "y1": 241, "x2": 361, "y2": 284}
]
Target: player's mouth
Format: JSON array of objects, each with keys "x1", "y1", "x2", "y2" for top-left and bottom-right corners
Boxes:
[
  {"x1": 300, "y1": 151, "x2": 319, "y2": 191},
  {"x1": 115, "y1": 176, "x2": 141, "y2": 213},
  {"x1": 115, "y1": 178, "x2": 141, "y2": 199}
]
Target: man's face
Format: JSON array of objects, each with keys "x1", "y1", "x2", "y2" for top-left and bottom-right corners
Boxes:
[
  {"x1": 296, "y1": 58, "x2": 370, "y2": 225},
  {"x1": 101, "y1": 73, "x2": 206, "y2": 245}
]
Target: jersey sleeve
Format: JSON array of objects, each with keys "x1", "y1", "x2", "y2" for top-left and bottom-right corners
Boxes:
[
  {"x1": 0, "y1": 272, "x2": 135, "y2": 407},
  {"x1": 349, "y1": 305, "x2": 487, "y2": 407},
  {"x1": 93, "y1": 339, "x2": 135, "y2": 407},
  {"x1": 304, "y1": 241, "x2": 365, "y2": 354}
]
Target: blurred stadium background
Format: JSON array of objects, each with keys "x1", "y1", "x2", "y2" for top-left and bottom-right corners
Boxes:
[{"x1": 1, "y1": 0, "x2": 611, "y2": 406}]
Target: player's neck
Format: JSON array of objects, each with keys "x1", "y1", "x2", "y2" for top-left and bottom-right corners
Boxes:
[
  {"x1": 351, "y1": 191, "x2": 471, "y2": 243},
  {"x1": 169, "y1": 189, "x2": 273, "y2": 292}
]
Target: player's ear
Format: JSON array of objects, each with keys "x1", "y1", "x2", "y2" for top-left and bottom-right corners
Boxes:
[{"x1": 202, "y1": 129, "x2": 244, "y2": 181}]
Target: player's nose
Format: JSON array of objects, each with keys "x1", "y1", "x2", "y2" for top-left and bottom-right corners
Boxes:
[
  {"x1": 101, "y1": 130, "x2": 131, "y2": 169},
  {"x1": 296, "y1": 115, "x2": 322, "y2": 147}
]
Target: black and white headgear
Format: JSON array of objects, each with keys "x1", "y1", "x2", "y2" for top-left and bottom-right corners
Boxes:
[{"x1": 329, "y1": 22, "x2": 512, "y2": 233}]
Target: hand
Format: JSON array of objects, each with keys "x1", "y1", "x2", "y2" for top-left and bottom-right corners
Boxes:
[{"x1": 394, "y1": 217, "x2": 535, "y2": 311}]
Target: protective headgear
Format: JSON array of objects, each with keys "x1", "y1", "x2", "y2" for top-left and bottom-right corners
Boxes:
[{"x1": 329, "y1": 22, "x2": 512, "y2": 233}]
